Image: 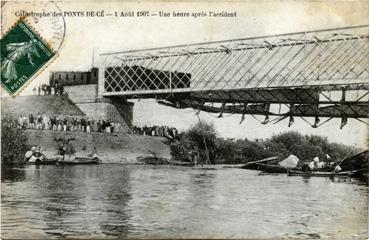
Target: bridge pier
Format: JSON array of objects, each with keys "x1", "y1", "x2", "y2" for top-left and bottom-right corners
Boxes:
[
  {"x1": 97, "y1": 66, "x2": 105, "y2": 98},
  {"x1": 63, "y1": 83, "x2": 134, "y2": 132}
]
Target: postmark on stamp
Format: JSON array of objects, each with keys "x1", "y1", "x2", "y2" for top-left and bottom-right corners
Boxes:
[
  {"x1": 1, "y1": 19, "x2": 55, "y2": 94},
  {"x1": 1, "y1": 1, "x2": 66, "y2": 95}
]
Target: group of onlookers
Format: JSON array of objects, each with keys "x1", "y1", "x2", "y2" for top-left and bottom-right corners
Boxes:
[
  {"x1": 33, "y1": 83, "x2": 64, "y2": 96},
  {"x1": 16, "y1": 114, "x2": 180, "y2": 138},
  {"x1": 17, "y1": 114, "x2": 123, "y2": 133},
  {"x1": 132, "y1": 125, "x2": 179, "y2": 139}
]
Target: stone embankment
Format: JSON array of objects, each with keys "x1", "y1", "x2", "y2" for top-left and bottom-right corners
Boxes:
[
  {"x1": 2, "y1": 95, "x2": 171, "y2": 163},
  {"x1": 25, "y1": 130, "x2": 171, "y2": 163}
]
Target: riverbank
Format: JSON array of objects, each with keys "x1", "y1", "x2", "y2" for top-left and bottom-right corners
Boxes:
[{"x1": 25, "y1": 130, "x2": 171, "y2": 163}]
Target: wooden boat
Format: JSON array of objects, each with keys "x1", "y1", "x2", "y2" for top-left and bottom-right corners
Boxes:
[
  {"x1": 192, "y1": 166, "x2": 217, "y2": 170},
  {"x1": 26, "y1": 158, "x2": 57, "y2": 165},
  {"x1": 255, "y1": 163, "x2": 290, "y2": 173},
  {"x1": 242, "y1": 156, "x2": 298, "y2": 173},
  {"x1": 345, "y1": 168, "x2": 368, "y2": 178},
  {"x1": 287, "y1": 170, "x2": 352, "y2": 177},
  {"x1": 54, "y1": 155, "x2": 101, "y2": 165}
]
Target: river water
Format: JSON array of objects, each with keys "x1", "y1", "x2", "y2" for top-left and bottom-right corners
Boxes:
[{"x1": 1, "y1": 164, "x2": 368, "y2": 239}]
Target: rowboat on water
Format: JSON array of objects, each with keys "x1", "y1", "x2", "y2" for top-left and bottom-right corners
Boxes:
[
  {"x1": 27, "y1": 158, "x2": 56, "y2": 165},
  {"x1": 25, "y1": 140, "x2": 102, "y2": 165},
  {"x1": 25, "y1": 150, "x2": 101, "y2": 165},
  {"x1": 26, "y1": 156, "x2": 101, "y2": 165},
  {"x1": 56, "y1": 158, "x2": 101, "y2": 165},
  {"x1": 242, "y1": 155, "x2": 300, "y2": 173},
  {"x1": 53, "y1": 155, "x2": 102, "y2": 165},
  {"x1": 287, "y1": 170, "x2": 354, "y2": 177}
]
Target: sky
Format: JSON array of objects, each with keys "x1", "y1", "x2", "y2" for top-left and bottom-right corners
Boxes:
[{"x1": 2, "y1": 1, "x2": 368, "y2": 147}]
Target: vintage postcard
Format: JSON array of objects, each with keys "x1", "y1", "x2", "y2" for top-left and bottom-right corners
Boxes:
[{"x1": 1, "y1": 1, "x2": 368, "y2": 239}]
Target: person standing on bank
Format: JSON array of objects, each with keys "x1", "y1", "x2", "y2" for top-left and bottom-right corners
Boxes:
[
  {"x1": 86, "y1": 118, "x2": 91, "y2": 132},
  {"x1": 63, "y1": 118, "x2": 68, "y2": 131},
  {"x1": 42, "y1": 114, "x2": 49, "y2": 130},
  {"x1": 37, "y1": 114, "x2": 42, "y2": 129}
]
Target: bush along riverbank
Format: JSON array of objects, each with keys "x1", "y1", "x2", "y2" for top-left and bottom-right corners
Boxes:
[
  {"x1": 170, "y1": 121, "x2": 358, "y2": 166},
  {"x1": 1, "y1": 115, "x2": 28, "y2": 166}
]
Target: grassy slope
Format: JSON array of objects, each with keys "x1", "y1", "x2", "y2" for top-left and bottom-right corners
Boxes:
[
  {"x1": 25, "y1": 130, "x2": 171, "y2": 163},
  {"x1": 2, "y1": 95, "x2": 171, "y2": 163}
]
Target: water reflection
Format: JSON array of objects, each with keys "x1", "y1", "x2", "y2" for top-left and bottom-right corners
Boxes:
[
  {"x1": 1, "y1": 165, "x2": 368, "y2": 239},
  {"x1": 1, "y1": 167, "x2": 26, "y2": 182}
]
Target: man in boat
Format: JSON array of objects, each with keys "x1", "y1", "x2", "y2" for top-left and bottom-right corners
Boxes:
[
  {"x1": 92, "y1": 147, "x2": 98, "y2": 159},
  {"x1": 58, "y1": 141, "x2": 66, "y2": 159},
  {"x1": 308, "y1": 157, "x2": 319, "y2": 171},
  {"x1": 333, "y1": 165, "x2": 342, "y2": 173},
  {"x1": 34, "y1": 146, "x2": 43, "y2": 158},
  {"x1": 65, "y1": 140, "x2": 75, "y2": 154},
  {"x1": 24, "y1": 146, "x2": 36, "y2": 161},
  {"x1": 58, "y1": 140, "x2": 75, "y2": 161},
  {"x1": 91, "y1": 147, "x2": 101, "y2": 162},
  {"x1": 27, "y1": 146, "x2": 45, "y2": 163},
  {"x1": 301, "y1": 163, "x2": 311, "y2": 173}
]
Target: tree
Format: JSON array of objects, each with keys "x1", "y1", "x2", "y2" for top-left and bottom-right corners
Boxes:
[
  {"x1": 215, "y1": 138, "x2": 239, "y2": 163},
  {"x1": 170, "y1": 134, "x2": 196, "y2": 163},
  {"x1": 239, "y1": 139, "x2": 272, "y2": 162},
  {"x1": 1, "y1": 115, "x2": 28, "y2": 166},
  {"x1": 265, "y1": 131, "x2": 356, "y2": 163},
  {"x1": 170, "y1": 121, "x2": 218, "y2": 164}
]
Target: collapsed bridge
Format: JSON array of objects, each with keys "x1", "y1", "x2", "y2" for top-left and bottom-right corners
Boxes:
[{"x1": 97, "y1": 25, "x2": 369, "y2": 128}]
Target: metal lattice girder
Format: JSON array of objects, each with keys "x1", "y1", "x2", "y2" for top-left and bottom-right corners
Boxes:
[
  {"x1": 163, "y1": 99, "x2": 369, "y2": 118},
  {"x1": 100, "y1": 25, "x2": 369, "y2": 96},
  {"x1": 104, "y1": 65, "x2": 191, "y2": 92},
  {"x1": 292, "y1": 104, "x2": 369, "y2": 118},
  {"x1": 177, "y1": 101, "x2": 272, "y2": 115},
  {"x1": 189, "y1": 88, "x2": 320, "y2": 103}
]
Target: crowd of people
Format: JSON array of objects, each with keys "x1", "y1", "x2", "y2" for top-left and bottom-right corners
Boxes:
[
  {"x1": 132, "y1": 125, "x2": 179, "y2": 139},
  {"x1": 17, "y1": 114, "x2": 124, "y2": 133},
  {"x1": 33, "y1": 83, "x2": 65, "y2": 95},
  {"x1": 16, "y1": 114, "x2": 180, "y2": 139}
]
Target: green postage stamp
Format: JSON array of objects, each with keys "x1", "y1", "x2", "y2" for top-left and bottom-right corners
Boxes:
[{"x1": 1, "y1": 19, "x2": 55, "y2": 94}]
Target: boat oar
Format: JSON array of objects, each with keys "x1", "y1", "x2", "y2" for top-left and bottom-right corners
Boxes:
[{"x1": 333, "y1": 150, "x2": 354, "y2": 172}]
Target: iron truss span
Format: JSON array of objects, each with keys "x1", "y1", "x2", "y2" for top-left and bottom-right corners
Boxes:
[{"x1": 98, "y1": 25, "x2": 369, "y2": 128}]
